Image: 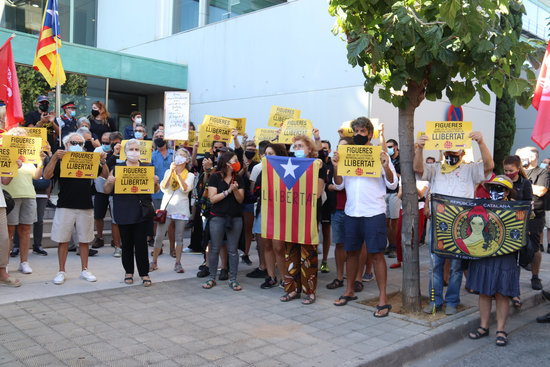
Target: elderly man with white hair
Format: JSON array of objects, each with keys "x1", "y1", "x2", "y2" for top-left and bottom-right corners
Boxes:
[{"x1": 43, "y1": 132, "x2": 109, "y2": 285}]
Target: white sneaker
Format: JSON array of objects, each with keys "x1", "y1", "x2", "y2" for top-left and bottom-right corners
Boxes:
[
  {"x1": 182, "y1": 247, "x2": 192, "y2": 253},
  {"x1": 18, "y1": 262, "x2": 32, "y2": 274},
  {"x1": 53, "y1": 271, "x2": 66, "y2": 285},
  {"x1": 113, "y1": 247, "x2": 122, "y2": 258},
  {"x1": 80, "y1": 269, "x2": 97, "y2": 282}
]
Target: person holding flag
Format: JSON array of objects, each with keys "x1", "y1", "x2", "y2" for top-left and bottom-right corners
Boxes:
[
  {"x1": 331, "y1": 117, "x2": 397, "y2": 316},
  {"x1": 0, "y1": 35, "x2": 24, "y2": 130}
]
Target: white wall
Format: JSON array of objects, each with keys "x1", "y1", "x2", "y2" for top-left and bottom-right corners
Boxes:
[{"x1": 101, "y1": 0, "x2": 495, "y2": 156}]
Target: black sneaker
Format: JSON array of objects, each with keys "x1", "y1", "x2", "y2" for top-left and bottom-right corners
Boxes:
[
  {"x1": 46, "y1": 199, "x2": 56, "y2": 208},
  {"x1": 10, "y1": 248, "x2": 19, "y2": 257},
  {"x1": 241, "y1": 254, "x2": 252, "y2": 265},
  {"x1": 77, "y1": 249, "x2": 98, "y2": 257},
  {"x1": 532, "y1": 277, "x2": 543, "y2": 290},
  {"x1": 219, "y1": 268, "x2": 229, "y2": 281},
  {"x1": 261, "y1": 277, "x2": 277, "y2": 289},
  {"x1": 32, "y1": 246, "x2": 48, "y2": 256},
  {"x1": 246, "y1": 267, "x2": 267, "y2": 278},
  {"x1": 197, "y1": 266, "x2": 210, "y2": 278}
]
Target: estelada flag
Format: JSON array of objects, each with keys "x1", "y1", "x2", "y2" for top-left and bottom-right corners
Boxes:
[
  {"x1": 32, "y1": 0, "x2": 66, "y2": 88},
  {"x1": 532, "y1": 41, "x2": 550, "y2": 150},
  {"x1": 431, "y1": 194, "x2": 531, "y2": 260},
  {"x1": 261, "y1": 156, "x2": 320, "y2": 245},
  {"x1": 0, "y1": 37, "x2": 24, "y2": 130}
]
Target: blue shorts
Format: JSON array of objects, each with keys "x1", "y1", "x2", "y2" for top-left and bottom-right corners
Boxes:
[
  {"x1": 243, "y1": 203, "x2": 255, "y2": 213},
  {"x1": 331, "y1": 210, "x2": 345, "y2": 244},
  {"x1": 252, "y1": 212, "x2": 262, "y2": 235},
  {"x1": 343, "y1": 213, "x2": 387, "y2": 253}
]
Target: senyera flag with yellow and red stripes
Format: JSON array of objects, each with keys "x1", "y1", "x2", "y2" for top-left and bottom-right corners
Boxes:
[
  {"x1": 32, "y1": 0, "x2": 66, "y2": 88},
  {"x1": 261, "y1": 155, "x2": 320, "y2": 245}
]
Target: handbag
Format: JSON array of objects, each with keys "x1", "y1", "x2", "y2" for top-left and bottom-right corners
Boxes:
[
  {"x1": 153, "y1": 191, "x2": 176, "y2": 224},
  {"x1": 32, "y1": 178, "x2": 51, "y2": 192},
  {"x1": 3, "y1": 190, "x2": 15, "y2": 215},
  {"x1": 139, "y1": 198, "x2": 155, "y2": 221}
]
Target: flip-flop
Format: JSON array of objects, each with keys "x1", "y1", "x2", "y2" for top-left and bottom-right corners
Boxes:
[
  {"x1": 334, "y1": 295, "x2": 358, "y2": 306},
  {"x1": 124, "y1": 276, "x2": 133, "y2": 285},
  {"x1": 0, "y1": 277, "x2": 21, "y2": 287},
  {"x1": 373, "y1": 304, "x2": 392, "y2": 317}
]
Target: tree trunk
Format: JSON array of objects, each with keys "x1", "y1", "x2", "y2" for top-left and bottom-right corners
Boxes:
[{"x1": 399, "y1": 80, "x2": 424, "y2": 312}]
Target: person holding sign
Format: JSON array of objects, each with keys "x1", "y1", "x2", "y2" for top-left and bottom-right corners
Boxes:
[
  {"x1": 43, "y1": 132, "x2": 109, "y2": 285},
  {"x1": 331, "y1": 117, "x2": 397, "y2": 316},
  {"x1": 104, "y1": 139, "x2": 159, "y2": 287},
  {"x1": 414, "y1": 130, "x2": 493, "y2": 315},
  {"x1": 24, "y1": 95, "x2": 60, "y2": 152},
  {"x1": 150, "y1": 149, "x2": 195, "y2": 274},
  {"x1": 2, "y1": 128, "x2": 47, "y2": 276}
]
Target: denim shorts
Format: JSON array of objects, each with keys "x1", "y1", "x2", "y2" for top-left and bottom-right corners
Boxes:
[
  {"x1": 252, "y1": 212, "x2": 262, "y2": 234},
  {"x1": 343, "y1": 213, "x2": 387, "y2": 253},
  {"x1": 331, "y1": 210, "x2": 345, "y2": 244},
  {"x1": 243, "y1": 203, "x2": 255, "y2": 213}
]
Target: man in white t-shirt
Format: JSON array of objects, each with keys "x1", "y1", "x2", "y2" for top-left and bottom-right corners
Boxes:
[{"x1": 414, "y1": 131, "x2": 493, "y2": 315}]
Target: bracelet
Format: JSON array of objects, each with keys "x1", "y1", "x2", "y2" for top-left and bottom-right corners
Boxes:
[{"x1": 223, "y1": 190, "x2": 227, "y2": 197}]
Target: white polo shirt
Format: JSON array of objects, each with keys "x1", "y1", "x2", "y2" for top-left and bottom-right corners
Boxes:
[
  {"x1": 421, "y1": 161, "x2": 487, "y2": 199},
  {"x1": 333, "y1": 161, "x2": 398, "y2": 218}
]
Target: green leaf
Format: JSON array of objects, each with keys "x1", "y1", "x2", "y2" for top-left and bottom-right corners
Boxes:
[
  {"x1": 347, "y1": 35, "x2": 370, "y2": 66},
  {"x1": 475, "y1": 84, "x2": 491, "y2": 105},
  {"x1": 438, "y1": 48, "x2": 458, "y2": 66},
  {"x1": 440, "y1": 0, "x2": 461, "y2": 28}
]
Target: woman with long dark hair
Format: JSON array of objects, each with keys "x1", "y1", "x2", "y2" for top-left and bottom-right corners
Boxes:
[
  {"x1": 89, "y1": 101, "x2": 116, "y2": 139},
  {"x1": 202, "y1": 151, "x2": 245, "y2": 290}
]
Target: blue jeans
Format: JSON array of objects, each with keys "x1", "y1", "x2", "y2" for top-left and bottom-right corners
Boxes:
[
  {"x1": 208, "y1": 216, "x2": 243, "y2": 282},
  {"x1": 428, "y1": 254, "x2": 463, "y2": 308}
]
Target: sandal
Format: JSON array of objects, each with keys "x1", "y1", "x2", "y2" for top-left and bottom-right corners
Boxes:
[
  {"x1": 326, "y1": 279, "x2": 344, "y2": 289},
  {"x1": 354, "y1": 280, "x2": 364, "y2": 293},
  {"x1": 334, "y1": 295, "x2": 358, "y2": 306},
  {"x1": 373, "y1": 304, "x2": 392, "y2": 317},
  {"x1": 468, "y1": 326, "x2": 489, "y2": 339},
  {"x1": 280, "y1": 291, "x2": 300, "y2": 302},
  {"x1": 124, "y1": 275, "x2": 133, "y2": 285},
  {"x1": 149, "y1": 261, "x2": 158, "y2": 272},
  {"x1": 495, "y1": 331, "x2": 508, "y2": 346},
  {"x1": 511, "y1": 297, "x2": 522, "y2": 310},
  {"x1": 202, "y1": 279, "x2": 216, "y2": 289},
  {"x1": 229, "y1": 281, "x2": 242, "y2": 291},
  {"x1": 302, "y1": 294, "x2": 316, "y2": 305},
  {"x1": 142, "y1": 277, "x2": 152, "y2": 287},
  {"x1": 0, "y1": 276, "x2": 21, "y2": 287}
]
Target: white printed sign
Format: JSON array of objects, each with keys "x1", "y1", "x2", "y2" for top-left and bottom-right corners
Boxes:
[{"x1": 164, "y1": 91, "x2": 190, "y2": 140}]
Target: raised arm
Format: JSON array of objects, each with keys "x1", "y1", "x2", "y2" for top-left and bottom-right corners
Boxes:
[
  {"x1": 413, "y1": 135, "x2": 428, "y2": 176},
  {"x1": 469, "y1": 131, "x2": 494, "y2": 177}
]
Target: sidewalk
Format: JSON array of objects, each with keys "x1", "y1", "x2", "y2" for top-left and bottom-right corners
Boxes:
[{"x1": 1, "y1": 244, "x2": 549, "y2": 367}]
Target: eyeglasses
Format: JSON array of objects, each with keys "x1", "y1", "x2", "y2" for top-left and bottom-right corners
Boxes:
[{"x1": 69, "y1": 141, "x2": 84, "y2": 146}]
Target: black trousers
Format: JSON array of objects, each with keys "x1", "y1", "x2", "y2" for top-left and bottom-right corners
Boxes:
[{"x1": 118, "y1": 221, "x2": 149, "y2": 277}]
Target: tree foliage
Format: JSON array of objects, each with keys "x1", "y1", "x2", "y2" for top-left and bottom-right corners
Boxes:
[{"x1": 329, "y1": 0, "x2": 539, "y2": 110}]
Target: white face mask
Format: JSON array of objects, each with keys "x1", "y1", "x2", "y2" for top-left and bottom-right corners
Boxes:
[
  {"x1": 126, "y1": 150, "x2": 140, "y2": 162},
  {"x1": 175, "y1": 155, "x2": 187, "y2": 166},
  {"x1": 135, "y1": 118, "x2": 142, "y2": 124}
]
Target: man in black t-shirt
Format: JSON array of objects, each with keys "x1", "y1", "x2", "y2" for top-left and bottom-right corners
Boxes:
[
  {"x1": 517, "y1": 147, "x2": 549, "y2": 290},
  {"x1": 319, "y1": 140, "x2": 336, "y2": 273},
  {"x1": 24, "y1": 95, "x2": 60, "y2": 152},
  {"x1": 44, "y1": 132, "x2": 108, "y2": 285},
  {"x1": 385, "y1": 139, "x2": 401, "y2": 258}
]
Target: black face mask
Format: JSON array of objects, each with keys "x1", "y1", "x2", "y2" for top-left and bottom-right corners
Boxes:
[
  {"x1": 84, "y1": 140, "x2": 94, "y2": 152},
  {"x1": 154, "y1": 138, "x2": 166, "y2": 147},
  {"x1": 320, "y1": 150, "x2": 329, "y2": 159},
  {"x1": 91, "y1": 110, "x2": 100, "y2": 117},
  {"x1": 38, "y1": 103, "x2": 49, "y2": 112},
  {"x1": 353, "y1": 134, "x2": 370, "y2": 145},
  {"x1": 444, "y1": 154, "x2": 461, "y2": 166},
  {"x1": 245, "y1": 151, "x2": 256, "y2": 160}
]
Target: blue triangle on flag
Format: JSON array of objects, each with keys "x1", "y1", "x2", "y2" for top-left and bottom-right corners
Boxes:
[{"x1": 266, "y1": 156, "x2": 315, "y2": 190}]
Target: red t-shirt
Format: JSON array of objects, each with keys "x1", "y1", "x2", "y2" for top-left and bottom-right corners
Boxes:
[{"x1": 335, "y1": 189, "x2": 347, "y2": 210}]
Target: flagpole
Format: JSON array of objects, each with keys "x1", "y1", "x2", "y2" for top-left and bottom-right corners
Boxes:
[{"x1": 53, "y1": 0, "x2": 62, "y2": 146}]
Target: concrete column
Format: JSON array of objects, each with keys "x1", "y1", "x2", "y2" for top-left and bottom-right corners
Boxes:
[{"x1": 198, "y1": 0, "x2": 209, "y2": 27}]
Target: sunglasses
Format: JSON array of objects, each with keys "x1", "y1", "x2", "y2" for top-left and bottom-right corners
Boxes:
[{"x1": 69, "y1": 141, "x2": 84, "y2": 146}]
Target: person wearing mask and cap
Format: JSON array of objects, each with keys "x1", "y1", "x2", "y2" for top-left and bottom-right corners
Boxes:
[
  {"x1": 24, "y1": 95, "x2": 60, "y2": 152},
  {"x1": 515, "y1": 146, "x2": 548, "y2": 290},
  {"x1": 58, "y1": 101, "x2": 78, "y2": 141},
  {"x1": 43, "y1": 132, "x2": 109, "y2": 285},
  {"x1": 124, "y1": 111, "x2": 143, "y2": 140},
  {"x1": 414, "y1": 131, "x2": 494, "y2": 315}
]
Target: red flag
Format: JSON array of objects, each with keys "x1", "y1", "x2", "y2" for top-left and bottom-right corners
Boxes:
[
  {"x1": 0, "y1": 37, "x2": 23, "y2": 130},
  {"x1": 532, "y1": 41, "x2": 550, "y2": 150}
]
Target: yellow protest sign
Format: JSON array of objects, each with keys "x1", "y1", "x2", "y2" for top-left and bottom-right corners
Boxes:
[
  {"x1": 337, "y1": 145, "x2": 382, "y2": 178},
  {"x1": 119, "y1": 140, "x2": 153, "y2": 163},
  {"x1": 278, "y1": 119, "x2": 313, "y2": 144},
  {"x1": 424, "y1": 121, "x2": 472, "y2": 150},
  {"x1": 60, "y1": 152, "x2": 100, "y2": 179},
  {"x1": 21, "y1": 127, "x2": 48, "y2": 149},
  {"x1": 0, "y1": 146, "x2": 20, "y2": 177},
  {"x1": 417, "y1": 131, "x2": 425, "y2": 142},
  {"x1": 1, "y1": 136, "x2": 42, "y2": 163},
  {"x1": 114, "y1": 166, "x2": 155, "y2": 194},
  {"x1": 268, "y1": 105, "x2": 301, "y2": 127},
  {"x1": 255, "y1": 128, "x2": 279, "y2": 143},
  {"x1": 223, "y1": 117, "x2": 246, "y2": 135},
  {"x1": 175, "y1": 130, "x2": 196, "y2": 148},
  {"x1": 340, "y1": 119, "x2": 380, "y2": 139},
  {"x1": 201, "y1": 115, "x2": 236, "y2": 142}
]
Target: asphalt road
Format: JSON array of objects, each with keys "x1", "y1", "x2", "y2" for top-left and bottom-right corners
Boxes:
[{"x1": 405, "y1": 302, "x2": 550, "y2": 367}]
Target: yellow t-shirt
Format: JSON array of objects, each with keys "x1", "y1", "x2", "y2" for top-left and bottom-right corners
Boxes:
[{"x1": 2, "y1": 163, "x2": 37, "y2": 199}]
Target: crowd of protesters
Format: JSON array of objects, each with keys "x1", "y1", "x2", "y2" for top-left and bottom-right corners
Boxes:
[{"x1": 1, "y1": 96, "x2": 550, "y2": 342}]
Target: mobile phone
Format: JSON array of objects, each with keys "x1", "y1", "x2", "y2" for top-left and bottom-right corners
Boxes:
[{"x1": 204, "y1": 152, "x2": 211, "y2": 160}]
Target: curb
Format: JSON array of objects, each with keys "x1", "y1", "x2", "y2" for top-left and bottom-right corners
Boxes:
[{"x1": 358, "y1": 289, "x2": 548, "y2": 367}]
